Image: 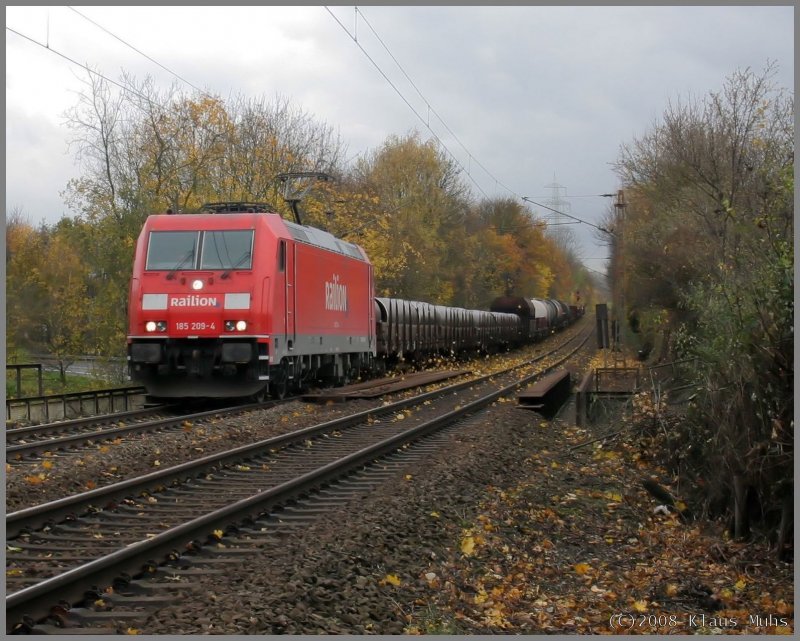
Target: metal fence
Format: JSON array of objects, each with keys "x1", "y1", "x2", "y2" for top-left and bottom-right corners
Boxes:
[{"x1": 6, "y1": 386, "x2": 146, "y2": 423}]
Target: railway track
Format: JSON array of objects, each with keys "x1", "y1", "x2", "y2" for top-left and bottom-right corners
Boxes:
[
  {"x1": 5, "y1": 403, "x2": 269, "y2": 462},
  {"x1": 4, "y1": 370, "x2": 470, "y2": 464},
  {"x1": 7, "y1": 406, "x2": 172, "y2": 447},
  {"x1": 6, "y1": 323, "x2": 592, "y2": 633}
]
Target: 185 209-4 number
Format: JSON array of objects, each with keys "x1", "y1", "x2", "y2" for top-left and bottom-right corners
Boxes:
[{"x1": 175, "y1": 321, "x2": 216, "y2": 331}]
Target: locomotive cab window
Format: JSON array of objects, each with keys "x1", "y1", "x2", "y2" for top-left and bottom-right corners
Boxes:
[
  {"x1": 146, "y1": 231, "x2": 198, "y2": 270},
  {"x1": 145, "y1": 230, "x2": 254, "y2": 271},
  {"x1": 201, "y1": 230, "x2": 254, "y2": 270}
]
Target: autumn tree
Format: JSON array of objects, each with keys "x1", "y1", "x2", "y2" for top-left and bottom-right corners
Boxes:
[
  {"x1": 459, "y1": 197, "x2": 593, "y2": 307},
  {"x1": 465, "y1": 199, "x2": 549, "y2": 303},
  {"x1": 351, "y1": 132, "x2": 470, "y2": 301},
  {"x1": 613, "y1": 63, "x2": 793, "y2": 551},
  {"x1": 6, "y1": 208, "x2": 42, "y2": 359},
  {"x1": 5, "y1": 214, "x2": 93, "y2": 382}
]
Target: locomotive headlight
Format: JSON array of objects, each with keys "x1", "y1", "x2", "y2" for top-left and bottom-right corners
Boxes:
[
  {"x1": 224, "y1": 320, "x2": 248, "y2": 332},
  {"x1": 146, "y1": 321, "x2": 157, "y2": 332},
  {"x1": 192, "y1": 279, "x2": 204, "y2": 290}
]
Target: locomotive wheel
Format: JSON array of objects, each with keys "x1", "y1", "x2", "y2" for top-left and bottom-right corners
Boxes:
[
  {"x1": 270, "y1": 378, "x2": 288, "y2": 400},
  {"x1": 251, "y1": 387, "x2": 268, "y2": 403}
]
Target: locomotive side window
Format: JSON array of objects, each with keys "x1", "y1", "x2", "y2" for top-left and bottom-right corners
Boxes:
[
  {"x1": 201, "y1": 230, "x2": 254, "y2": 270},
  {"x1": 146, "y1": 231, "x2": 198, "y2": 270},
  {"x1": 278, "y1": 240, "x2": 286, "y2": 272}
]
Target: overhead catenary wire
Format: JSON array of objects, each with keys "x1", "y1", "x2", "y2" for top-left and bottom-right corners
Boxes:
[
  {"x1": 6, "y1": 25, "x2": 169, "y2": 116},
  {"x1": 325, "y1": 7, "x2": 614, "y2": 239},
  {"x1": 12, "y1": 7, "x2": 612, "y2": 251},
  {"x1": 355, "y1": 7, "x2": 516, "y2": 196},
  {"x1": 522, "y1": 196, "x2": 616, "y2": 236},
  {"x1": 13, "y1": 9, "x2": 494, "y2": 204},
  {"x1": 66, "y1": 6, "x2": 208, "y2": 97},
  {"x1": 325, "y1": 6, "x2": 496, "y2": 200}
]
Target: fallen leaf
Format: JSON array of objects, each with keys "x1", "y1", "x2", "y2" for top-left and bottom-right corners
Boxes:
[{"x1": 461, "y1": 536, "x2": 476, "y2": 556}]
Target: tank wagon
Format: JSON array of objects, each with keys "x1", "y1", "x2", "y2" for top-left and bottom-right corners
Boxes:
[
  {"x1": 127, "y1": 203, "x2": 580, "y2": 400},
  {"x1": 489, "y1": 296, "x2": 580, "y2": 340}
]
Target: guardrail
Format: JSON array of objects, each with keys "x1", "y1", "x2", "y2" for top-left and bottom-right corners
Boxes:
[
  {"x1": 6, "y1": 386, "x2": 147, "y2": 424},
  {"x1": 6, "y1": 364, "x2": 44, "y2": 398}
]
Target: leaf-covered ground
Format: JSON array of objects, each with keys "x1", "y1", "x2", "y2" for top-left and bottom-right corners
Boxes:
[
  {"x1": 29, "y1": 345, "x2": 789, "y2": 635},
  {"x1": 403, "y1": 409, "x2": 794, "y2": 635}
]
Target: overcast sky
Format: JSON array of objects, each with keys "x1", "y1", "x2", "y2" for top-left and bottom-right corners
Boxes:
[{"x1": 4, "y1": 5, "x2": 795, "y2": 271}]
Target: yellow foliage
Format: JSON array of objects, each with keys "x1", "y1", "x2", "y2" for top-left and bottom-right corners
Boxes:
[{"x1": 461, "y1": 535, "x2": 476, "y2": 556}]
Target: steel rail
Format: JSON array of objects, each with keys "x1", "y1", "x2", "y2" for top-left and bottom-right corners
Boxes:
[
  {"x1": 6, "y1": 327, "x2": 591, "y2": 632},
  {"x1": 7, "y1": 324, "x2": 590, "y2": 536},
  {"x1": 5, "y1": 401, "x2": 268, "y2": 459},
  {"x1": 6, "y1": 405, "x2": 172, "y2": 439}
]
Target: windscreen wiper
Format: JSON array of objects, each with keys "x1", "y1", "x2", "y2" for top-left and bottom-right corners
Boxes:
[
  {"x1": 165, "y1": 249, "x2": 195, "y2": 280},
  {"x1": 220, "y1": 251, "x2": 252, "y2": 279}
]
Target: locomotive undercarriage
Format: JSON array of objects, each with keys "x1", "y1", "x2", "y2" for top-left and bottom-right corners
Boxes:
[
  {"x1": 233, "y1": 351, "x2": 375, "y2": 401},
  {"x1": 129, "y1": 338, "x2": 375, "y2": 400},
  {"x1": 128, "y1": 338, "x2": 266, "y2": 399},
  {"x1": 291, "y1": 352, "x2": 374, "y2": 389}
]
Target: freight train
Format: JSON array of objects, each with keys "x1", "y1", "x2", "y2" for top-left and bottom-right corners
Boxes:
[{"x1": 126, "y1": 202, "x2": 581, "y2": 400}]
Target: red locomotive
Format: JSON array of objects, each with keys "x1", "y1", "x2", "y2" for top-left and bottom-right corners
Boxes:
[
  {"x1": 127, "y1": 203, "x2": 582, "y2": 400},
  {"x1": 127, "y1": 203, "x2": 375, "y2": 400}
]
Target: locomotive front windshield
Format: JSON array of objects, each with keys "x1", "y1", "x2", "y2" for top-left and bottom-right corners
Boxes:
[
  {"x1": 145, "y1": 230, "x2": 254, "y2": 271},
  {"x1": 201, "y1": 231, "x2": 253, "y2": 270}
]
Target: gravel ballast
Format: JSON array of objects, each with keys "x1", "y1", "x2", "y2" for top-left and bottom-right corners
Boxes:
[
  {"x1": 141, "y1": 400, "x2": 548, "y2": 634},
  {"x1": 13, "y1": 326, "x2": 789, "y2": 635}
]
